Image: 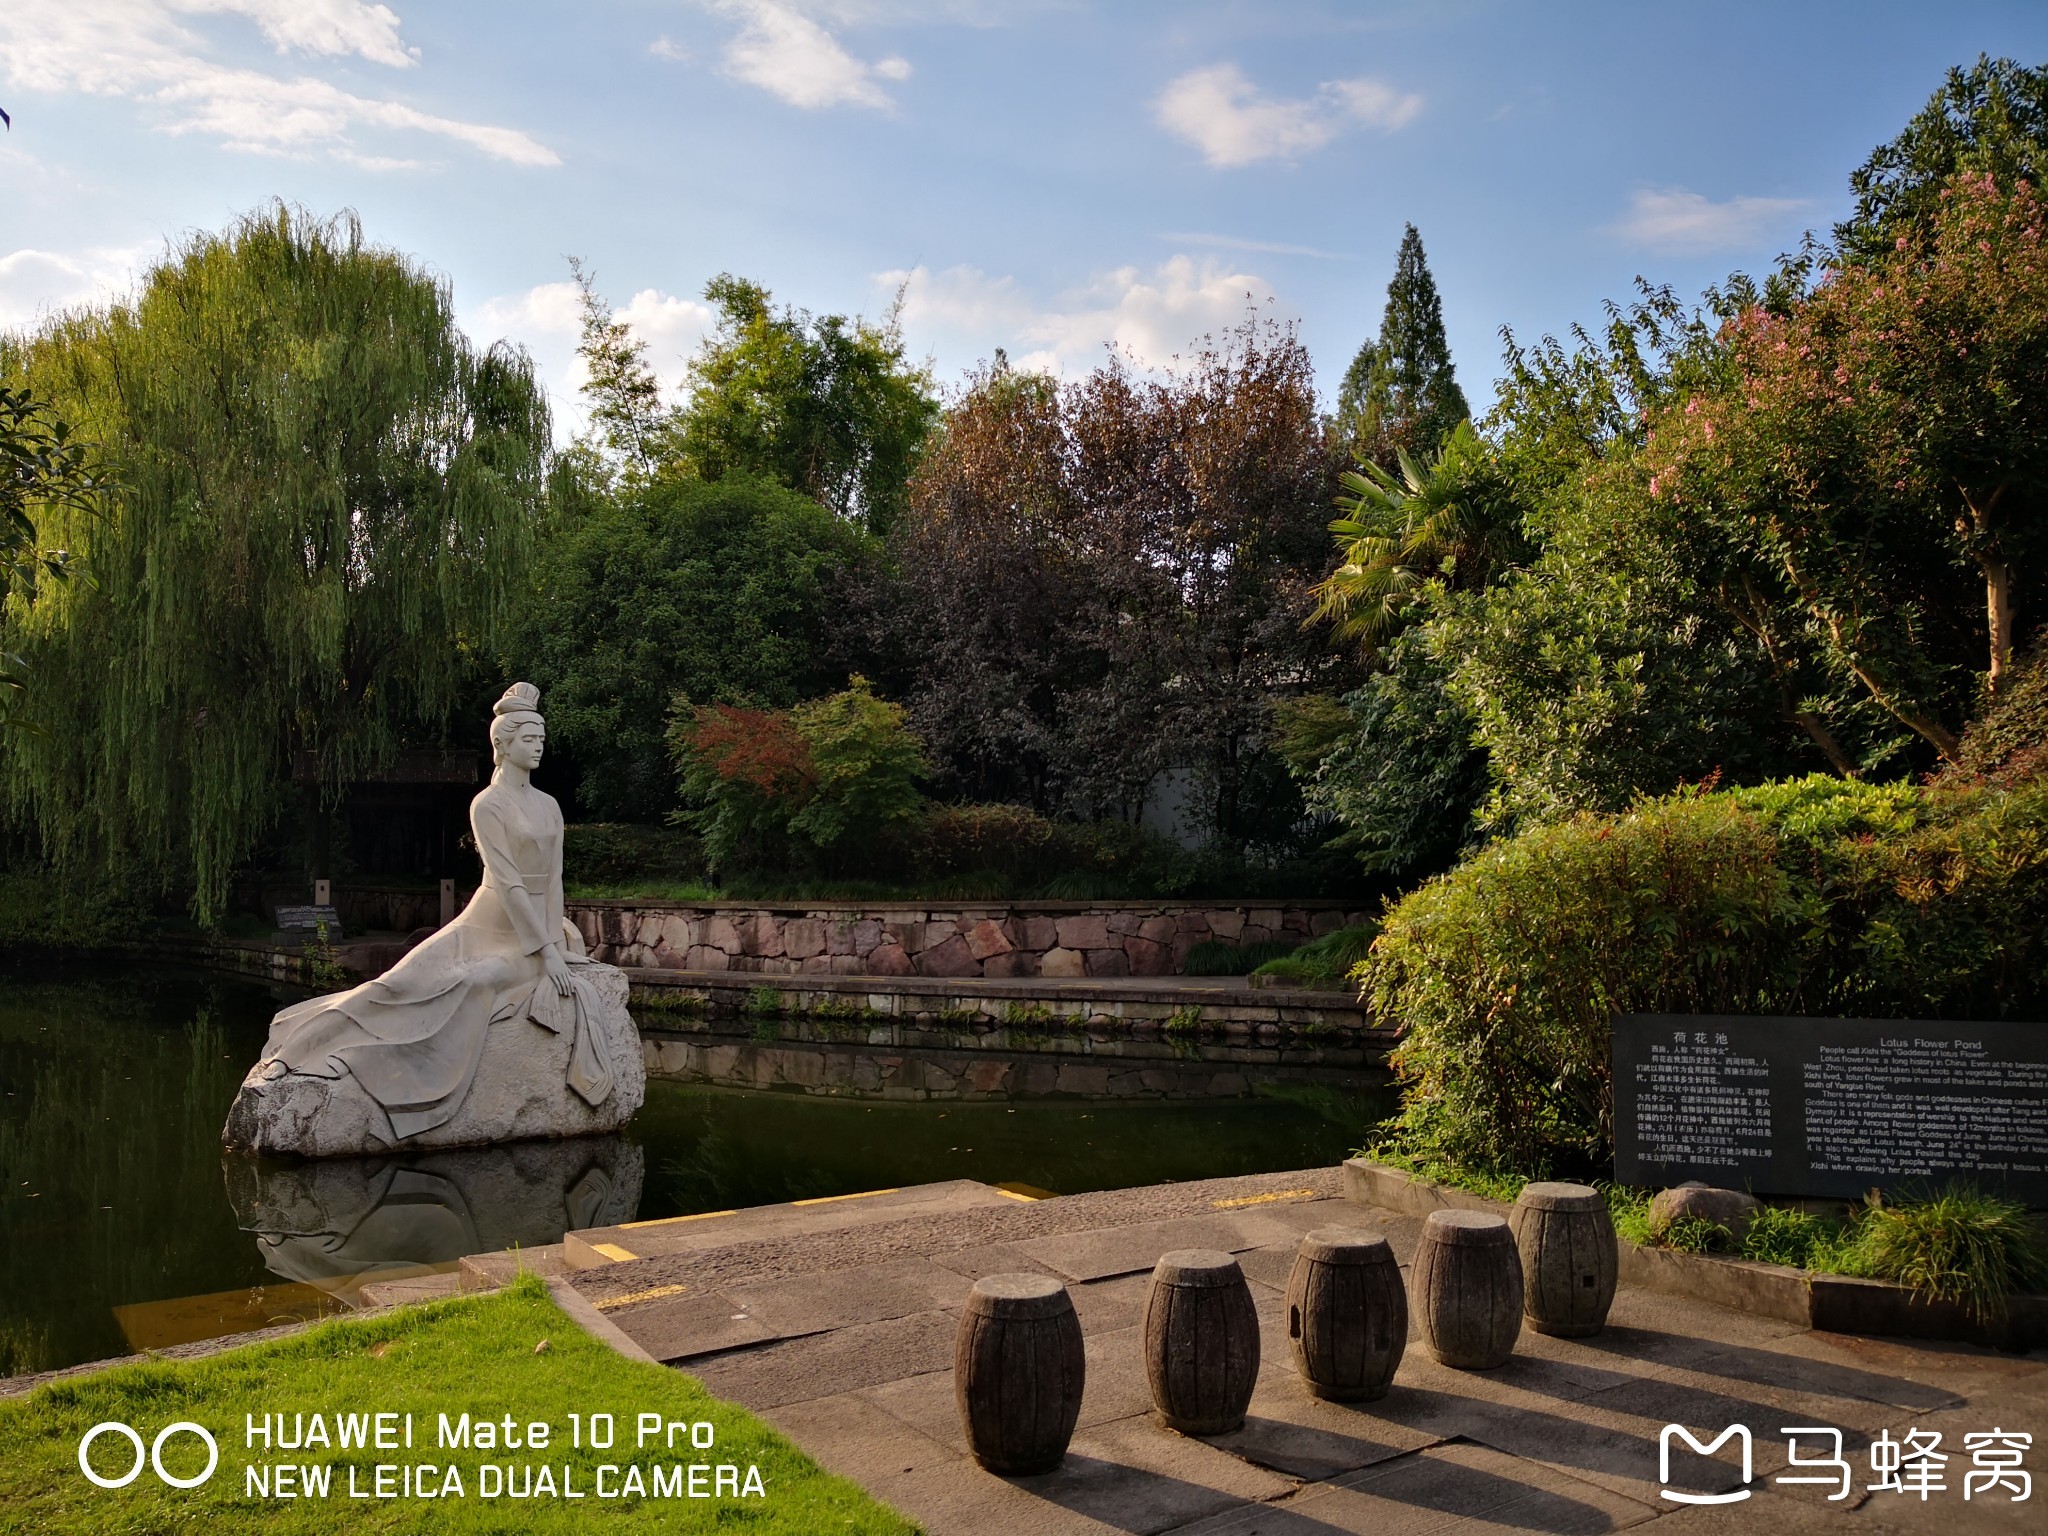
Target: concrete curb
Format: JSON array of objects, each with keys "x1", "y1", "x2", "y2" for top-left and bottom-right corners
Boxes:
[
  {"x1": 1341, "y1": 1158, "x2": 2048, "y2": 1351},
  {"x1": 546, "y1": 1277, "x2": 665, "y2": 1369}
]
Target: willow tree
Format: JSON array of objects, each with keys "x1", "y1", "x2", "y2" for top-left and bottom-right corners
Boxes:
[{"x1": 1, "y1": 206, "x2": 549, "y2": 920}]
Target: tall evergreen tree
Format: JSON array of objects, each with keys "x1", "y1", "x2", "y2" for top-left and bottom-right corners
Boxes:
[{"x1": 1336, "y1": 223, "x2": 1469, "y2": 468}]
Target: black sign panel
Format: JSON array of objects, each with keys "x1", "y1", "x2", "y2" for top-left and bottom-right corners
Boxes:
[{"x1": 1613, "y1": 1015, "x2": 2048, "y2": 1206}]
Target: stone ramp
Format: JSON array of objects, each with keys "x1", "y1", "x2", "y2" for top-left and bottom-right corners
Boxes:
[
  {"x1": 561, "y1": 1178, "x2": 1029, "y2": 1271},
  {"x1": 562, "y1": 1168, "x2": 2048, "y2": 1535}
]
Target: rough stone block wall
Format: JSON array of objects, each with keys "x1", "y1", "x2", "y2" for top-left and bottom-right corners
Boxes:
[{"x1": 567, "y1": 902, "x2": 1373, "y2": 979}]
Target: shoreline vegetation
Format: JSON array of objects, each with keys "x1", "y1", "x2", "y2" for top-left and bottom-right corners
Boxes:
[{"x1": 1365, "y1": 1148, "x2": 2048, "y2": 1324}]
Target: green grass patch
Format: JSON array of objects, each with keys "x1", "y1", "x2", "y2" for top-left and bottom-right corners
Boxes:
[
  {"x1": 0, "y1": 1273, "x2": 912, "y2": 1534},
  {"x1": 1250, "y1": 924, "x2": 1379, "y2": 986},
  {"x1": 564, "y1": 881, "x2": 724, "y2": 903},
  {"x1": 1183, "y1": 938, "x2": 1299, "y2": 976}
]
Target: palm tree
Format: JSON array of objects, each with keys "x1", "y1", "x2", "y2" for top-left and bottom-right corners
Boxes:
[{"x1": 1310, "y1": 420, "x2": 1520, "y2": 649}]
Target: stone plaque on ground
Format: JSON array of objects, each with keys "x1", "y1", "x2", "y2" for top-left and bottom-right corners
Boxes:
[
  {"x1": 273, "y1": 904, "x2": 342, "y2": 936},
  {"x1": 1613, "y1": 1014, "x2": 2048, "y2": 1205}
]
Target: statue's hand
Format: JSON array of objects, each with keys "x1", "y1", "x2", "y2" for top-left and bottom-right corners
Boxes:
[{"x1": 542, "y1": 944, "x2": 574, "y2": 997}]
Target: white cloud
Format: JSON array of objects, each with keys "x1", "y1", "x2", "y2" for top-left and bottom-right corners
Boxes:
[
  {"x1": 708, "y1": 0, "x2": 910, "y2": 110},
  {"x1": 470, "y1": 280, "x2": 716, "y2": 442},
  {"x1": 170, "y1": 0, "x2": 417, "y2": 69},
  {"x1": 0, "y1": 242, "x2": 156, "y2": 332},
  {"x1": 649, "y1": 36, "x2": 690, "y2": 62},
  {"x1": 1609, "y1": 187, "x2": 1811, "y2": 254},
  {"x1": 1154, "y1": 64, "x2": 1422, "y2": 168},
  {"x1": 0, "y1": 1, "x2": 556, "y2": 166},
  {"x1": 878, "y1": 255, "x2": 1285, "y2": 376}
]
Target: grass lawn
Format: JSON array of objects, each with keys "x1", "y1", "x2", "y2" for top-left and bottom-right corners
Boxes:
[{"x1": 0, "y1": 1274, "x2": 917, "y2": 1535}]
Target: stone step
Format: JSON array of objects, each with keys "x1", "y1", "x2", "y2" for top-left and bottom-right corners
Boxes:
[
  {"x1": 562, "y1": 1180, "x2": 1027, "y2": 1271},
  {"x1": 457, "y1": 1242, "x2": 570, "y2": 1293}
]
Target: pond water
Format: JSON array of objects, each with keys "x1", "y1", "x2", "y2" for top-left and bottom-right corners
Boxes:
[{"x1": 0, "y1": 962, "x2": 1389, "y2": 1377}]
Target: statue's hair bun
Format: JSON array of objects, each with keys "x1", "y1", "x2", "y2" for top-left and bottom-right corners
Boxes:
[{"x1": 493, "y1": 681, "x2": 541, "y2": 717}]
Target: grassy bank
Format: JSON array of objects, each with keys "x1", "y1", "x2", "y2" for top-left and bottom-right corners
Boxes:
[{"x1": 0, "y1": 1274, "x2": 913, "y2": 1535}]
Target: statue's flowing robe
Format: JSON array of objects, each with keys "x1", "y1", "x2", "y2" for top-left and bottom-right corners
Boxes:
[{"x1": 261, "y1": 781, "x2": 614, "y2": 1140}]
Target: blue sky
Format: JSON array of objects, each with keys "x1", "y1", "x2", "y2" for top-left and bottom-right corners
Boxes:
[{"x1": 4, "y1": 2, "x2": 2046, "y2": 438}]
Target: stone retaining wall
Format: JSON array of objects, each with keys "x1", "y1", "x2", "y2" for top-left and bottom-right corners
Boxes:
[{"x1": 570, "y1": 900, "x2": 1371, "y2": 979}]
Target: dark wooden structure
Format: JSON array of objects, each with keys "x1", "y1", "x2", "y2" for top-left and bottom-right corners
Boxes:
[
  {"x1": 1413, "y1": 1210, "x2": 1523, "y2": 1370},
  {"x1": 1508, "y1": 1182, "x2": 1619, "y2": 1338},
  {"x1": 1284, "y1": 1227, "x2": 1406, "y2": 1401},
  {"x1": 1142, "y1": 1248, "x2": 1259, "y2": 1434},
  {"x1": 953, "y1": 1273, "x2": 1085, "y2": 1475}
]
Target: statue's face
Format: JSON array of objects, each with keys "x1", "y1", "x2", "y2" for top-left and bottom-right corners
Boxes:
[{"x1": 505, "y1": 719, "x2": 546, "y2": 772}]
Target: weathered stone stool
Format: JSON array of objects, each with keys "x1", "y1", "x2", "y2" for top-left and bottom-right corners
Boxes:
[
  {"x1": 1413, "y1": 1209, "x2": 1523, "y2": 1369},
  {"x1": 1142, "y1": 1249, "x2": 1259, "y2": 1434},
  {"x1": 953, "y1": 1273, "x2": 1085, "y2": 1475},
  {"x1": 1284, "y1": 1227, "x2": 1406, "y2": 1401},
  {"x1": 1508, "y1": 1181, "x2": 1618, "y2": 1337}
]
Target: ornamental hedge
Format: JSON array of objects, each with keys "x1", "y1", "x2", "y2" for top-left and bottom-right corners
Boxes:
[{"x1": 1363, "y1": 775, "x2": 2048, "y2": 1178}]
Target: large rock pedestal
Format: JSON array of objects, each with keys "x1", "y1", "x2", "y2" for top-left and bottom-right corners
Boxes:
[{"x1": 221, "y1": 962, "x2": 645, "y2": 1158}]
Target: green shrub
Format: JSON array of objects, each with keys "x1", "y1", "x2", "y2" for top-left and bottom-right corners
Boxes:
[
  {"x1": 1183, "y1": 937, "x2": 1301, "y2": 976},
  {"x1": 1738, "y1": 1204, "x2": 1845, "y2": 1270},
  {"x1": 1251, "y1": 923, "x2": 1379, "y2": 984},
  {"x1": 561, "y1": 822, "x2": 703, "y2": 890},
  {"x1": 1365, "y1": 777, "x2": 2048, "y2": 1177},
  {"x1": 1852, "y1": 1185, "x2": 2048, "y2": 1322}
]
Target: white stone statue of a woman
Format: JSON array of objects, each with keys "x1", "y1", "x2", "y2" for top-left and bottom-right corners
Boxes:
[{"x1": 224, "y1": 683, "x2": 645, "y2": 1157}]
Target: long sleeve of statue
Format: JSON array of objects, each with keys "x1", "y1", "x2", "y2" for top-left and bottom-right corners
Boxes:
[{"x1": 474, "y1": 799, "x2": 554, "y2": 956}]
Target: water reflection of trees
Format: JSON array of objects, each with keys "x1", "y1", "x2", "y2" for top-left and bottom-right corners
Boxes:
[{"x1": 0, "y1": 968, "x2": 279, "y2": 1376}]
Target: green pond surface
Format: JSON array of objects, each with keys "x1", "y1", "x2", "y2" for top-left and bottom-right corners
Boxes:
[{"x1": 0, "y1": 962, "x2": 1388, "y2": 1377}]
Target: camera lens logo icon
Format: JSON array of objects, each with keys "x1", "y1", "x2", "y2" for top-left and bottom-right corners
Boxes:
[{"x1": 78, "y1": 1421, "x2": 219, "y2": 1489}]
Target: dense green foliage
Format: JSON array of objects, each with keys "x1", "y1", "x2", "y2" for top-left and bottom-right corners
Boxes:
[
  {"x1": 518, "y1": 473, "x2": 874, "y2": 820},
  {"x1": 672, "y1": 678, "x2": 926, "y2": 875},
  {"x1": 1839, "y1": 54, "x2": 2048, "y2": 258},
  {"x1": 1335, "y1": 223, "x2": 1470, "y2": 468},
  {"x1": 882, "y1": 323, "x2": 1351, "y2": 856},
  {"x1": 1, "y1": 207, "x2": 549, "y2": 920},
  {"x1": 1365, "y1": 777, "x2": 2048, "y2": 1177},
  {"x1": 0, "y1": 383, "x2": 100, "y2": 728}
]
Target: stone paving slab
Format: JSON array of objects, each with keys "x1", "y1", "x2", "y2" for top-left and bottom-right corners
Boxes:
[
  {"x1": 687, "y1": 1309, "x2": 961, "y2": 1409},
  {"x1": 565, "y1": 1168, "x2": 2047, "y2": 1534},
  {"x1": 721, "y1": 1255, "x2": 975, "y2": 1335},
  {"x1": 1012, "y1": 1209, "x2": 1323, "y2": 1283},
  {"x1": 1174, "y1": 1440, "x2": 1663, "y2": 1535},
  {"x1": 566, "y1": 1178, "x2": 1022, "y2": 1269}
]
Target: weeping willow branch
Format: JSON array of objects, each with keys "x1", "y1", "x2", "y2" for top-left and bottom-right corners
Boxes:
[{"x1": 0, "y1": 204, "x2": 551, "y2": 922}]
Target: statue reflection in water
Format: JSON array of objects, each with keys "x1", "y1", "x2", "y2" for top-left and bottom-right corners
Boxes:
[{"x1": 223, "y1": 1137, "x2": 643, "y2": 1292}]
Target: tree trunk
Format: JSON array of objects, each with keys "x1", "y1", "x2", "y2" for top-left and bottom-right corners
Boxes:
[{"x1": 1981, "y1": 550, "x2": 2015, "y2": 698}]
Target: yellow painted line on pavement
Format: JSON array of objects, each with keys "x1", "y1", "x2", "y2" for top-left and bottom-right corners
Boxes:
[
  {"x1": 793, "y1": 1188, "x2": 900, "y2": 1206},
  {"x1": 595, "y1": 1283, "x2": 690, "y2": 1311},
  {"x1": 995, "y1": 1182, "x2": 1056, "y2": 1201},
  {"x1": 587, "y1": 1242, "x2": 639, "y2": 1263},
  {"x1": 622, "y1": 1208, "x2": 737, "y2": 1229},
  {"x1": 1212, "y1": 1188, "x2": 1319, "y2": 1209}
]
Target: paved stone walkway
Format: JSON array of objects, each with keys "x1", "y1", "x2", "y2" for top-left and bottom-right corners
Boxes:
[{"x1": 567, "y1": 1169, "x2": 2048, "y2": 1534}]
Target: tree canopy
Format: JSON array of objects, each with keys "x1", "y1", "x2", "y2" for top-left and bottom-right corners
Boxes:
[
  {"x1": 1, "y1": 205, "x2": 550, "y2": 918},
  {"x1": 515, "y1": 471, "x2": 877, "y2": 822},
  {"x1": 1839, "y1": 54, "x2": 2048, "y2": 258}
]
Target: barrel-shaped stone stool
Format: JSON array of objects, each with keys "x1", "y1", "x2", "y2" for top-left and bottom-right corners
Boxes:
[
  {"x1": 1142, "y1": 1249, "x2": 1259, "y2": 1434},
  {"x1": 1284, "y1": 1227, "x2": 1407, "y2": 1401},
  {"x1": 953, "y1": 1273, "x2": 1086, "y2": 1475},
  {"x1": 1508, "y1": 1182, "x2": 1618, "y2": 1338},
  {"x1": 1413, "y1": 1210, "x2": 1523, "y2": 1370}
]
